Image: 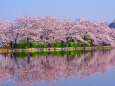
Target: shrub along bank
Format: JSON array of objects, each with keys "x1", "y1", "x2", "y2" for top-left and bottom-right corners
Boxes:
[{"x1": 13, "y1": 42, "x2": 95, "y2": 49}]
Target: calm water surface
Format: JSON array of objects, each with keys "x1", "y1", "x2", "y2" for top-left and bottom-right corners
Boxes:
[{"x1": 0, "y1": 50, "x2": 115, "y2": 86}]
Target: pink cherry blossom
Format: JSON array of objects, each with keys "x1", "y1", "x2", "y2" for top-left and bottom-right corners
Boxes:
[{"x1": 0, "y1": 16, "x2": 115, "y2": 46}]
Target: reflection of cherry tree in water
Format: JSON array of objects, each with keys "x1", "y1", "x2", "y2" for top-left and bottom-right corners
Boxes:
[{"x1": 0, "y1": 50, "x2": 115, "y2": 85}]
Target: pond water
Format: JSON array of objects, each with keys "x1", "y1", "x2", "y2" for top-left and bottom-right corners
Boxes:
[{"x1": 0, "y1": 50, "x2": 115, "y2": 86}]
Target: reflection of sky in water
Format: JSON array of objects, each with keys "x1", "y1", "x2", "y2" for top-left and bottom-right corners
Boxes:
[
  {"x1": 0, "y1": 50, "x2": 115, "y2": 86},
  {"x1": 29, "y1": 67, "x2": 115, "y2": 86}
]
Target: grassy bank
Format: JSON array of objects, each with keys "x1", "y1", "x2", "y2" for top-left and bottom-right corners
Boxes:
[{"x1": 0, "y1": 46, "x2": 114, "y2": 53}]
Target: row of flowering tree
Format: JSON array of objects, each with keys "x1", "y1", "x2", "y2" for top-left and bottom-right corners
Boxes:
[{"x1": 0, "y1": 16, "x2": 115, "y2": 47}]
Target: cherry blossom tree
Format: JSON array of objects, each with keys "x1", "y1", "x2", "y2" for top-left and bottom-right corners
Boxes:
[
  {"x1": 1, "y1": 16, "x2": 115, "y2": 46},
  {"x1": 0, "y1": 19, "x2": 10, "y2": 47},
  {"x1": 13, "y1": 16, "x2": 40, "y2": 43}
]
